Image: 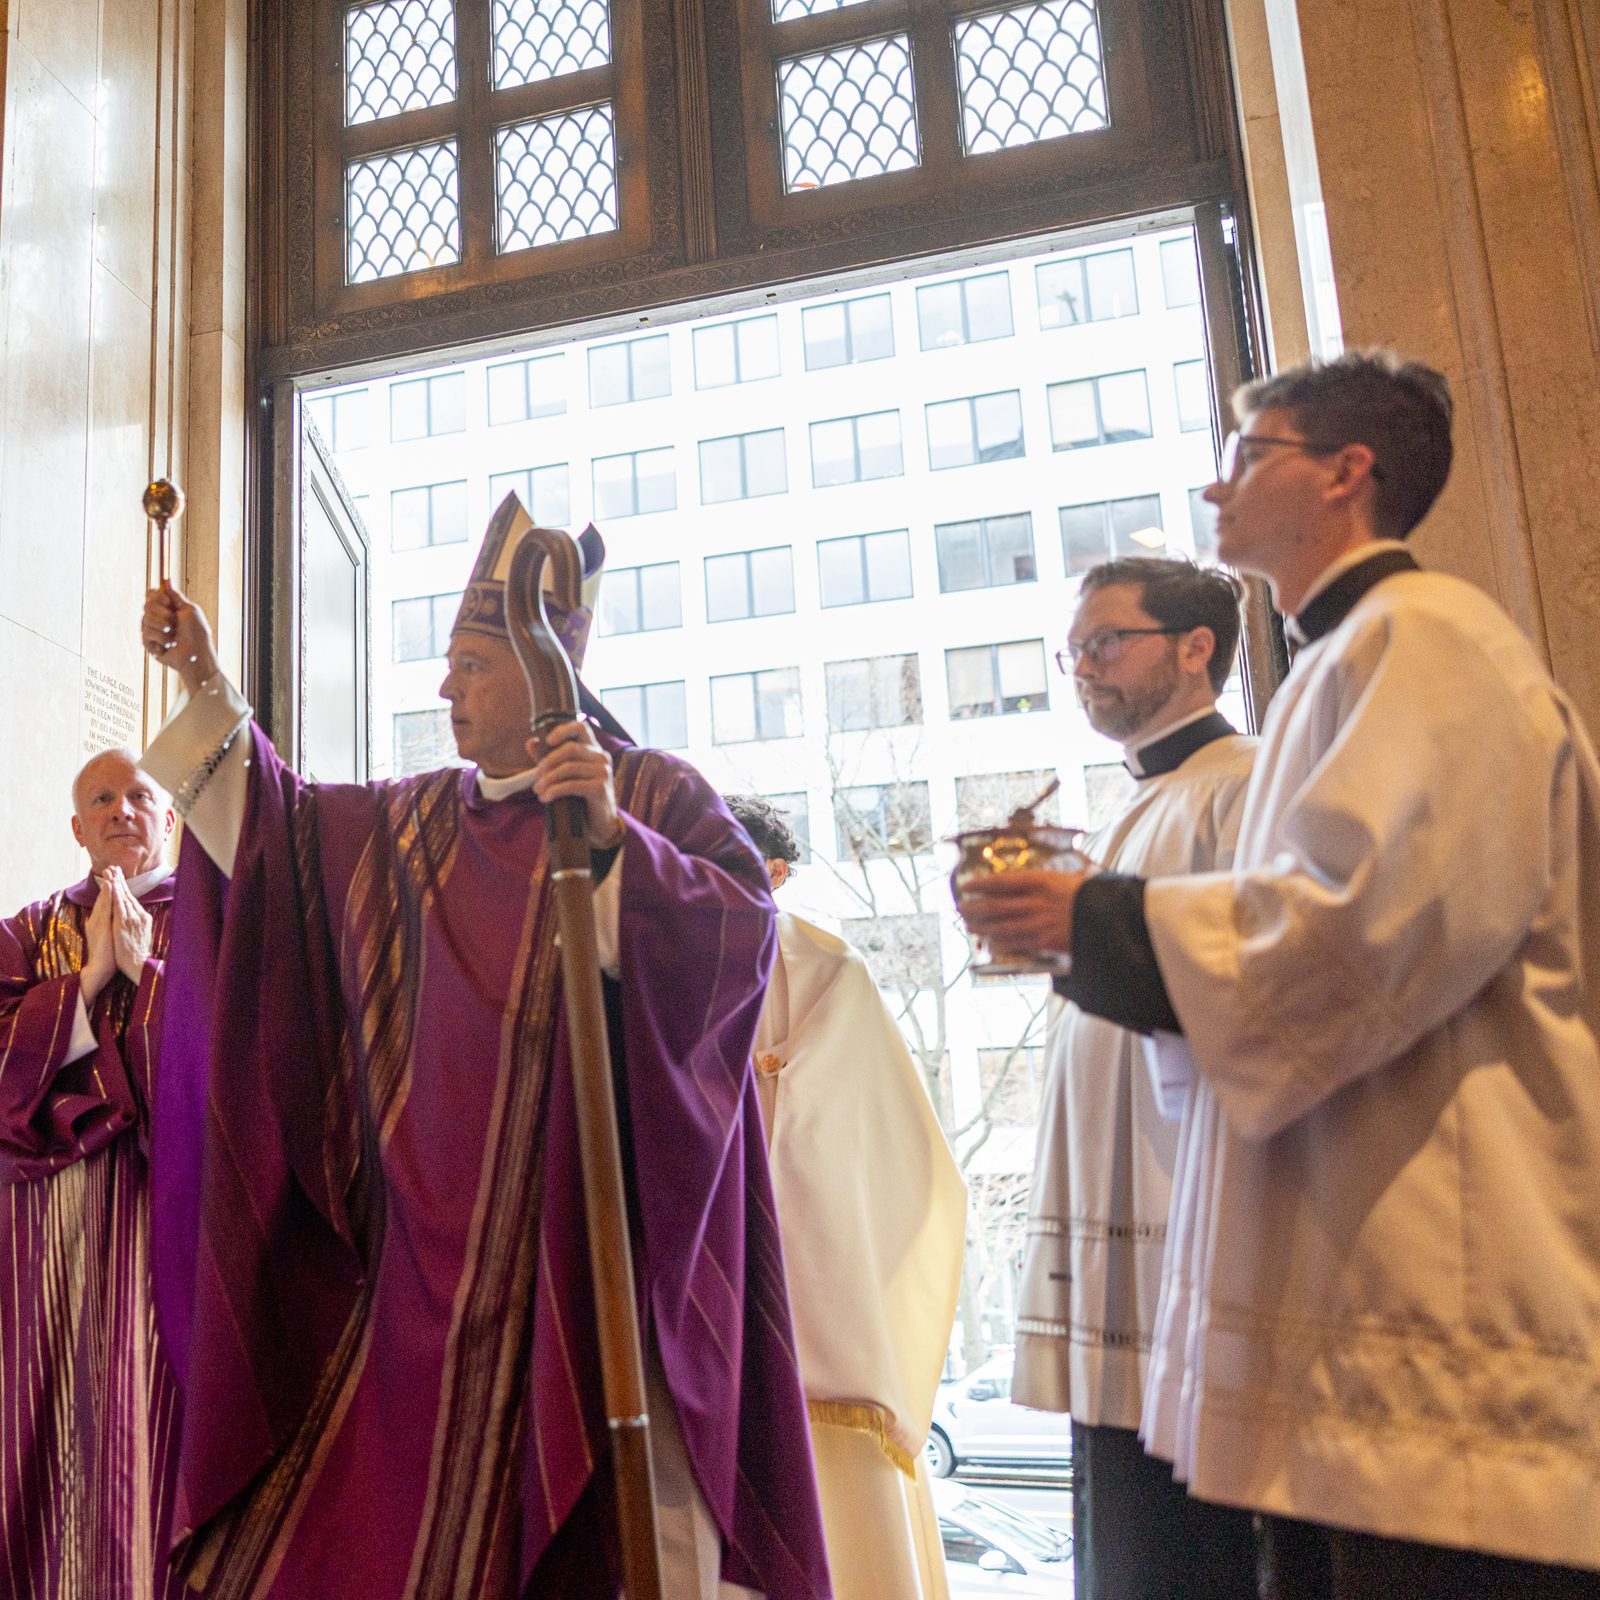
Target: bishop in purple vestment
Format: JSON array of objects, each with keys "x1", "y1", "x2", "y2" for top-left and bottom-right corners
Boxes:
[
  {"x1": 138, "y1": 505, "x2": 831, "y2": 1600},
  {"x1": 0, "y1": 749, "x2": 185, "y2": 1600}
]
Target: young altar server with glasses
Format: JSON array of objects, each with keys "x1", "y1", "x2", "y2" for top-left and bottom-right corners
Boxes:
[{"x1": 958, "y1": 351, "x2": 1600, "y2": 1597}]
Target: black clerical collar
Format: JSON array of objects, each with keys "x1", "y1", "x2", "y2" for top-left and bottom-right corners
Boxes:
[
  {"x1": 1290, "y1": 546, "x2": 1420, "y2": 649},
  {"x1": 1124, "y1": 710, "x2": 1237, "y2": 781},
  {"x1": 579, "y1": 680, "x2": 634, "y2": 746}
]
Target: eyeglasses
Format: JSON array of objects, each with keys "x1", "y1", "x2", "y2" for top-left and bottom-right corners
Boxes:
[
  {"x1": 1218, "y1": 430, "x2": 1383, "y2": 483},
  {"x1": 1055, "y1": 627, "x2": 1187, "y2": 672}
]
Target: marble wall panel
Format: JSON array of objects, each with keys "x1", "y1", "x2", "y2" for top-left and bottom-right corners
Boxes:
[
  {"x1": 0, "y1": 614, "x2": 88, "y2": 909},
  {"x1": 96, "y1": 0, "x2": 161, "y2": 307},
  {"x1": 0, "y1": 41, "x2": 95, "y2": 656},
  {"x1": 0, "y1": 0, "x2": 242, "y2": 910},
  {"x1": 83, "y1": 263, "x2": 157, "y2": 707}
]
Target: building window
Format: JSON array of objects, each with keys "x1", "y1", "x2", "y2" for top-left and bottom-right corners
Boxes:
[
  {"x1": 1048, "y1": 371, "x2": 1153, "y2": 449},
  {"x1": 835, "y1": 783, "x2": 934, "y2": 860},
  {"x1": 803, "y1": 294, "x2": 894, "y2": 369},
  {"x1": 699, "y1": 429, "x2": 787, "y2": 503},
  {"x1": 977, "y1": 1044, "x2": 1046, "y2": 1124},
  {"x1": 390, "y1": 371, "x2": 466, "y2": 440},
  {"x1": 705, "y1": 546, "x2": 795, "y2": 622},
  {"x1": 1189, "y1": 486, "x2": 1219, "y2": 562},
  {"x1": 926, "y1": 391, "x2": 1025, "y2": 469},
  {"x1": 393, "y1": 708, "x2": 455, "y2": 775},
  {"x1": 588, "y1": 335, "x2": 671, "y2": 407},
  {"x1": 600, "y1": 562, "x2": 681, "y2": 635},
  {"x1": 599, "y1": 680, "x2": 689, "y2": 748},
  {"x1": 305, "y1": 388, "x2": 370, "y2": 452},
  {"x1": 1175, "y1": 360, "x2": 1210, "y2": 433},
  {"x1": 842, "y1": 911, "x2": 941, "y2": 990},
  {"x1": 844, "y1": 915, "x2": 940, "y2": 985},
  {"x1": 934, "y1": 512, "x2": 1036, "y2": 592},
  {"x1": 1084, "y1": 761, "x2": 1136, "y2": 829},
  {"x1": 592, "y1": 447, "x2": 676, "y2": 518},
  {"x1": 946, "y1": 640, "x2": 1049, "y2": 718},
  {"x1": 391, "y1": 480, "x2": 469, "y2": 550},
  {"x1": 811, "y1": 411, "x2": 904, "y2": 486},
  {"x1": 955, "y1": 770, "x2": 1062, "y2": 831},
  {"x1": 824, "y1": 654, "x2": 923, "y2": 732},
  {"x1": 392, "y1": 591, "x2": 462, "y2": 663},
  {"x1": 1034, "y1": 248, "x2": 1139, "y2": 328},
  {"x1": 916, "y1": 272, "x2": 1013, "y2": 350},
  {"x1": 817, "y1": 529, "x2": 914, "y2": 608},
  {"x1": 710, "y1": 667, "x2": 804, "y2": 743},
  {"x1": 486, "y1": 353, "x2": 566, "y2": 424},
  {"x1": 694, "y1": 316, "x2": 781, "y2": 388},
  {"x1": 1060, "y1": 495, "x2": 1166, "y2": 572},
  {"x1": 760, "y1": 791, "x2": 812, "y2": 862},
  {"x1": 1161, "y1": 236, "x2": 1202, "y2": 308},
  {"x1": 488, "y1": 463, "x2": 571, "y2": 526}
]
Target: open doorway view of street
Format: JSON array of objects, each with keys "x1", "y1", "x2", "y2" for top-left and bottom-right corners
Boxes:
[{"x1": 306, "y1": 219, "x2": 1231, "y2": 1585}]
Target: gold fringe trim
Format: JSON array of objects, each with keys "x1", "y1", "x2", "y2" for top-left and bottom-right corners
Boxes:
[{"x1": 807, "y1": 1400, "x2": 918, "y2": 1480}]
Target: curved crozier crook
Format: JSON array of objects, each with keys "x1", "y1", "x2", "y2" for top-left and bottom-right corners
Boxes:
[{"x1": 506, "y1": 525, "x2": 583, "y2": 734}]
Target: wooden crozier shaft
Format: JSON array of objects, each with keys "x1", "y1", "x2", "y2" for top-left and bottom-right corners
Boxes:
[{"x1": 545, "y1": 771, "x2": 664, "y2": 1600}]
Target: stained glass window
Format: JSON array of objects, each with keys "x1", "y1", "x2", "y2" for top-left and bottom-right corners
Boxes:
[
  {"x1": 345, "y1": 0, "x2": 458, "y2": 126},
  {"x1": 492, "y1": 0, "x2": 611, "y2": 89},
  {"x1": 779, "y1": 36, "x2": 919, "y2": 192},
  {"x1": 497, "y1": 106, "x2": 619, "y2": 253},
  {"x1": 346, "y1": 141, "x2": 462, "y2": 283},
  {"x1": 954, "y1": 0, "x2": 1109, "y2": 155}
]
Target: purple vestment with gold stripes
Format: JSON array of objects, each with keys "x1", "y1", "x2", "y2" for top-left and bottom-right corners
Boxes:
[
  {"x1": 152, "y1": 721, "x2": 832, "y2": 1599},
  {"x1": 1, "y1": 875, "x2": 185, "y2": 1600}
]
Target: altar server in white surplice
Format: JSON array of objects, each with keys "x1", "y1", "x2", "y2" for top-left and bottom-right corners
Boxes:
[
  {"x1": 1013, "y1": 557, "x2": 1257, "y2": 1600},
  {"x1": 725, "y1": 795, "x2": 966, "y2": 1600},
  {"x1": 957, "y1": 350, "x2": 1600, "y2": 1599}
]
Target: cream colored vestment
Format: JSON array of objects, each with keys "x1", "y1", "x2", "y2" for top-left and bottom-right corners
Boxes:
[
  {"x1": 755, "y1": 913, "x2": 967, "y2": 1600},
  {"x1": 1142, "y1": 567, "x2": 1600, "y2": 1570}
]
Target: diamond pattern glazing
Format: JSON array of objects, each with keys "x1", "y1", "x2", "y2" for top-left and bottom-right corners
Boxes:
[
  {"x1": 770, "y1": 0, "x2": 869, "y2": 24},
  {"x1": 345, "y1": 0, "x2": 458, "y2": 126},
  {"x1": 779, "y1": 36, "x2": 919, "y2": 192},
  {"x1": 496, "y1": 106, "x2": 619, "y2": 253},
  {"x1": 954, "y1": 0, "x2": 1108, "y2": 155},
  {"x1": 346, "y1": 141, "x2": 462, "y2": 283},
  {"x1": 492, "y1": 0, "x2": 611, "y2": 90}
]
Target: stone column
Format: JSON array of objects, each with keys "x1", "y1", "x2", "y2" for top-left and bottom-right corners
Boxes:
[{"x1": 1231, "y1": 0, "x2": 1600, "y2": 730}]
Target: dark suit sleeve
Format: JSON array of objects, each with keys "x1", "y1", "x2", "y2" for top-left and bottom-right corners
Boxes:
[{"x1": 1052, "y1": 873, "x2": 1183, "y2": 1035}]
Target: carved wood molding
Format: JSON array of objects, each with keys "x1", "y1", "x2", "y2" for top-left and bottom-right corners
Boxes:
[
  {"x1": 672, "y1": 0, "x2": 718, "y2": 261},
  {"x1": 256, "y1": 0, "x2": 1243, "y2": 379}
]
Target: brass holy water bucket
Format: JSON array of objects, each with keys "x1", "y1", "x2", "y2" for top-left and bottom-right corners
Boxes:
[{"x1": 949, "y1": 806, "x2": 1088, "y2": 977}]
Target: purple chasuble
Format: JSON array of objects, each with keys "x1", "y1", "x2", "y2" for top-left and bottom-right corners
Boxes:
[
  {"x1": 153, "y1": 723, "x2": 831, "y2": 1599},
  {"x1": 1, "y1": 874, "x2": 185, "y2": 1600}
]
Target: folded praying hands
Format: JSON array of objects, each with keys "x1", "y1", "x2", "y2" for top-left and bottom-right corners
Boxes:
[{"x1": 81, "y1": 866, "x2": 154, "y2": 1008}]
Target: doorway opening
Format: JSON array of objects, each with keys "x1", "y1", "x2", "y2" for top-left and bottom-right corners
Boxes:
[{"x1": 298, "y1": 211, "x2": 1234, "y2": 1553}]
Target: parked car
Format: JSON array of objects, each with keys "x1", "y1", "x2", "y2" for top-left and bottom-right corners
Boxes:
[
  {"x1": 926, "y1": 1350, "x2": 1071, "y2": 1477},
  {"x1": 934, "y1": 1478, "x2": 1073, "y2": 1597}
]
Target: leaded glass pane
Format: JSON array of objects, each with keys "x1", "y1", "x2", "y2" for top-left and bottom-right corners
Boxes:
[
  {"x1": 954, "y1": 0, "x2": 1108, "y2": 156},
  {"x1": 492, "y1": 0, "x2": 611, "y2": 90},
  {"x1": 497, "y1": 106, "x2": 618, "y2": 254},
  {"x1": 779, "y1": 36, "x2": 919, "y2": 193},
  {"x1": 345, "y1": 0, "x2": 458, "y2": 127},
  {"x1": 347, "y1": 141, "x2": 462, "y2": 284}
]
